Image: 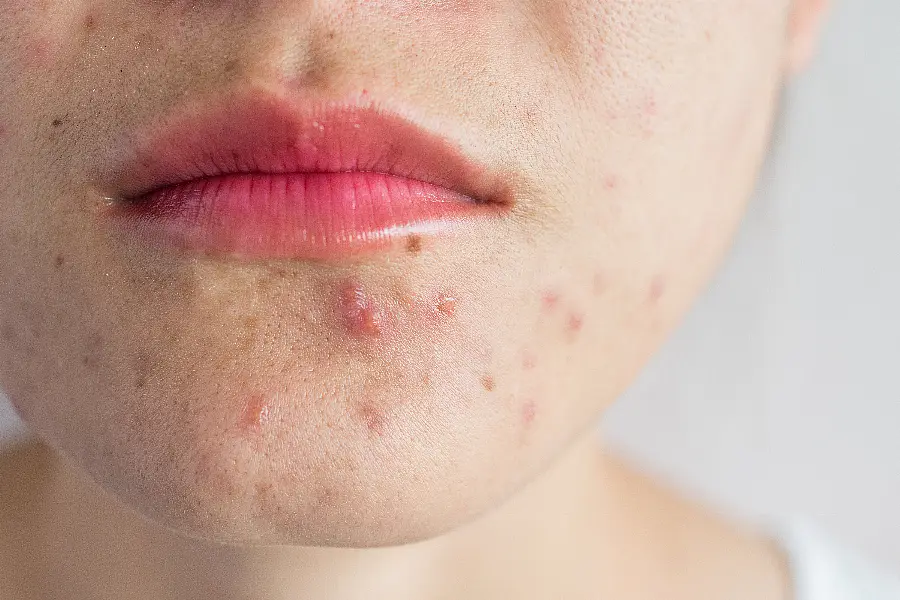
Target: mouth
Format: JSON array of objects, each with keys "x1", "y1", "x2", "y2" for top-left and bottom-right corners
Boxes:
[{"x1": 97, "y1": 87, "x2": 513, "y2": 261}]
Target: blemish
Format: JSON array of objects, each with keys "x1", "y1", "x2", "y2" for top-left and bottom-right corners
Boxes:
[
  {"x1": 541, "y1": 291, "x2": 560, "y2": 312},
  {"x1": 565, "y1": 313, "x2": 584, "y2": 337},
  {"x1": 134, "y1": 351, "x2": 152, "y2": 389},
  {"x1": 84, "y1": 14, "x2": 96, "y2": 29},
  {"x1": 436, "y1": 294, "x2": 457, "y2": 317},
  {"x1": 357, "y1": 400, "x2": 386, "y2": 436},
  {"x1": 0, "y1": 322, "x2": 15, "y2": 342},
  {"x1": 480, "y1": 375, "x2": 496, "y2": 392},
  {"x1": 592, "y1": 273, "x2": 606, "y2": 296},
  {"x1": 51, "y1": 118, "x2": 63, "y2": 128},
  {"x1": 405, "y1": 235, "x2": 423, "y2": 255},
  {"x1": 648, "y1": 275, "x2": 666, "y2": 304},
  {"x1": 339, "y1": 281, "x2": 384, "y2": 337},
  {"x1": 522, "y1": 351, "x2": 536, "y2": 371},
  {"x1": 54, "y1": 254, "x2": 65, "y2": 268},
  {"x1": 522, "y1": 400, "x2": 536, "y2": 426},
  {"x1": 223, "y1": 58, "x2": 239, "y2": 74},
  {"x1": 240, "y1": 394, "x2": 271, "y2": 432},
  {"x1": 603, "y1": 175, "x2": 619, "y2": 190}
]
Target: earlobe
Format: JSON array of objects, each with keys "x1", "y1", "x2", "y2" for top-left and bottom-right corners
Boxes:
[{"x1": 785, "y1": 0, "x2": 830, "y2": 76}]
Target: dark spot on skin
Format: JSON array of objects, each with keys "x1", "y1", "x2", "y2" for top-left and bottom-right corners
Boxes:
[
  {"x1": 313, "y1": 486, "x2": 336, "y2": 510},
  {"x1": 84, "y1": 14, "x2": 95, "y2": 29},
  {"x1": 223, "y1": 58, "x2": 239, "y2": 74},
  {"x1": 54, "y1": 254, "x2": 65, "y2": 268},
  {"x1": 326, "y1": 30, "x2": 336, "y2": 40},
  {"x1": 273, "y1": 267, "x2": 287, "y2": 279},
  {"x1": 51, "y1": 118, "x2": 63, "y2": 128},
  {"x1": 240, "y1": 394, "x2": 271, "y2": 433},
  {"x1": 649, "y1": 275, "x2": 666, "y2": 304},
  {"x1": 481, "y1": 375, "x2": 496, "y2": 392},
  {"x1": 405, "y1": 235, "x2": 422, "y2": 255},
  {"x1": 565, "y1": 313, "x2": 584, "y2": 338},
  {"x1": 339, "y1": 281, "x2": 384, "y2": 338},
  {"x1": 0, "y1": 322, "x2": 15, "y2": 342},
  {"x1": 244, "y1": 316, "x2": 260, "y2": 333},
  {"x1": 357, "y1": 400, "x2": 386, "y2": 436},
  {"x1": 80, "y1": 331, "x2": 104, "y2": 368},
  {"x1": 134, "y1": 351, "x2": 152, "y2": 389},
  {"x1": 522, "y1": 400, "x2": 537, "y2": 426},
  {"x1": 541, "y1": 291, "x2": 560, "y2": 312}
]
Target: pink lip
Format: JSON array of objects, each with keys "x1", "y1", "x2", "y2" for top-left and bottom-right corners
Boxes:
[{"x1": 98, "y1": 88, "x2": 511, "y2": 261}]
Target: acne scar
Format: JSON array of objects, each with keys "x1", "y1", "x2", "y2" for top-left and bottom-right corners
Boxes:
[
  {"x1": 480, "y1": 375, "x2": 496, "y2": 392},
  {"x1": 339, "y1": 281, "x2": 384, "y2": 337},
  {"x1": 357, "y1": 400, "x2": 386, "y2": 436},
  {"x1": 240, "y1": 394, "x2": 271, "y2": 433},
  {"x1": 54, "y1": 254, "x2": 65, "y2": 268}
]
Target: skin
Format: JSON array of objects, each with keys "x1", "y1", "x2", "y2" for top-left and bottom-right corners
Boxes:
[{"x1": 0, "y1": 0, "x2": 828, "y2": 598}]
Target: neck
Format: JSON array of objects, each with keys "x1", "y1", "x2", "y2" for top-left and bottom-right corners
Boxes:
[{"x1": 29, "y1": 432, "x2": 788, "y2": 600}]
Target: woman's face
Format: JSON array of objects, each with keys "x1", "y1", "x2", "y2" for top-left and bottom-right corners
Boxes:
[{"x1": 1, "y1": 1, "x2": 798, "y2": 545}]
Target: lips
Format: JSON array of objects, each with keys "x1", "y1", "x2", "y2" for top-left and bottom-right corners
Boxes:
[{"x1": 99, "y1": 88, "x2": 511, "y2": 261}]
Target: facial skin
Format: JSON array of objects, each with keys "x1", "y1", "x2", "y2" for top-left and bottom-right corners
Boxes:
[{"x1": 0, "y1": 1, "x2": 821, "y2": 547}]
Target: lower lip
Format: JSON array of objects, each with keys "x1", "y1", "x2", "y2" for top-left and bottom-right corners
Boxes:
[{"x1": 105, "y1": 172, "x2": 498, "y2": 260}]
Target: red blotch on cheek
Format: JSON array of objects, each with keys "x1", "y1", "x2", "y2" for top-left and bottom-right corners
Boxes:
[
  {"x1": 435, "y1": 294, "x2": 457, "y2": 317},
  {"x1": 565, "y1": 313, "x2": 584, "y2": 338},
  {"x1": 648, "y1": 275, "x2": 666, "y2": 304}
]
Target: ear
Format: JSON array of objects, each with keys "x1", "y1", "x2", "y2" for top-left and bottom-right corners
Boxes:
[{"x1": 785, "y1": 0, "x2": 830, "y2": 76}]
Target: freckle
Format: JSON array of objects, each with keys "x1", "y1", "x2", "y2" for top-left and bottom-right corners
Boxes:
[
  {"x1": 481, "y1": 375, "x2": 496, "y2": 392},
  {"x1": 51, "y1": 118, "x2": 63, "y2": 128},
  {"x1": 240, "y1": 394, "x2": 271, "y2": 432},
  {"x1": 357, "y1": 400, "x2": 386, "y2": 436},
  {"x1": 339, "y1": 281, "x2": 384, "y2": 337},
  {"x1": 649, "y1": 275, "x2": 666, "y2": 304},
  {"x1": 566, "y1": 313, "x2": 584, "y2": 337},
  {"x1": 405, "y1": 235, "x2": 422, "y2": 255},
  {"x1": 541, "y1": 291, "x2": 560, "y2": 312},
  {"x1": 522, "y1": 400, "x2": 536, "y2": 426},
  {"x1": 436, "y1": 294, "x2": 457, "y2": 317},
  {"x1": 54, "y1": 254, "x2": 65, "y2": 268}
]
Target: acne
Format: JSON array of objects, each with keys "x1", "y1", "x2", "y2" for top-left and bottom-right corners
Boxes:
[
  {"x1": 565, "y1": 313, "x2": 584, "y2": 338},
  {"x1": 84, "y1": 13, "x2": 96, "y2": 30},
  {"x1": 356, "y1": 400, "x2": 386, "y2": 437},
  {"x1": 480, "y1": 375, "x2": 496, "y2": 392},
  {"x1": 522, "y1": 400, "x2": 537, "y2": 427},
  {"x1": 541, "y1": 291, "x2": 560, "y2": 312},
  {"x1": 435, "y1": 294, "x2": 457, "y2": 317},
  {"x1": 239, "y1": 394, "x2": 271, "y2": 433},
  {"x1": 522, "y1": 351, "x2": 536, "y2": 371},
  {"x1": 648, "y1": 275, "x2": 666, "y2": 304},
  {"x1": 339, "y1": 281, "x2": 385, "y2": 338},
  {"x1": 603, "y1": 175, "x2": 619, "y2": 191}
]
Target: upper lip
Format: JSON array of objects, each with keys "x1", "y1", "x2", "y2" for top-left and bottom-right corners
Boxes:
[{"x1": 100, "y1": 85, "x2": 512, "y2": 207}]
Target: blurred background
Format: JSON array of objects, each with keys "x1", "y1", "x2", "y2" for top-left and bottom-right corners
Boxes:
[{"x1": 2, "y1": 0, "x2": 898, "y2": 574}]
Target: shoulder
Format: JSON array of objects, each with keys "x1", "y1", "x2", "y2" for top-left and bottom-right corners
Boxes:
[{"x1": 773, "y1": 519, "x2": 900, "y2": 600}]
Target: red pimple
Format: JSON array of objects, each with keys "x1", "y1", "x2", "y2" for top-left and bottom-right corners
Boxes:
[
  {"x1": 603, "y1": 175, "x2": 619, "y2": 190},
  {"x1": 436, "y1": 294, "x2": 457, "y2": 317},
  {"x1": 541, "y1": 291, "x2": 560, "y2": 312},
  {"x1": 340, "y1": 281, "x2": 384, "y2": 337},
  {"x1": 565, "y1": 313, "x2": 584, "y2": 338},
  {"x1": 649, "y1": 275, "x2": 666, "y2": 304},
  {"x1": 240, "y1": 394, "x2": 271, "y2": 432},
  {"x1": 522, "y1": 351, "x2": 537, "y2": 371}
]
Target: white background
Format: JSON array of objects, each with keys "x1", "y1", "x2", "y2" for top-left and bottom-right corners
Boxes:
[{"x1": 2, "y1": 0, "x2": 899, "y2": 574}]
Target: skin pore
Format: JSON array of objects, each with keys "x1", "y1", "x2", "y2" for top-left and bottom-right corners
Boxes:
[{"x1": 0, "y1": 1, "x2": 827, "y2": 598}]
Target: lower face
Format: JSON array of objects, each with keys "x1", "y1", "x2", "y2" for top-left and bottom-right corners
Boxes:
[{"x1": 0, "y1": 1, "x2": 787, "y2": 545}]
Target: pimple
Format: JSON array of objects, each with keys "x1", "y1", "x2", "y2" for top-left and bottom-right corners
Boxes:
[
  {"x1": 240, "y1": 394, "x2": 271, "y2": 433},
  {"x1": 480, "y1": 375, "x2": 496, "y2": 392},
  {"x1": 339, "y1": 281, "x2": 384, "y2": 337},
  {"x1": 522, "y1": 351, "x2": 536, "y2": 371},
  {"x1": 565, "y1": 313, "x2": 584, "y2": 337},
  {"x1": 649, "y1": 275, "x2": 666, "y2": 304},
  {"x1": 603, "y1": 175, "x2": 619, "y2": 191},
  {"x1": 435, "y1": 294, "x2": 457, "y2": 317},
  {"x1": 356, "y1": 400, "x2": 386, "y2": 437},
  {"x1": 541, "y1": 291, "x2": 560, "y2": 312}
]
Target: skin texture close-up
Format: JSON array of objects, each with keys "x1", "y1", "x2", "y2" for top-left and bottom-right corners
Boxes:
[{"x1": 0, "y1": 0, "x2": 828, "y2": 560}]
